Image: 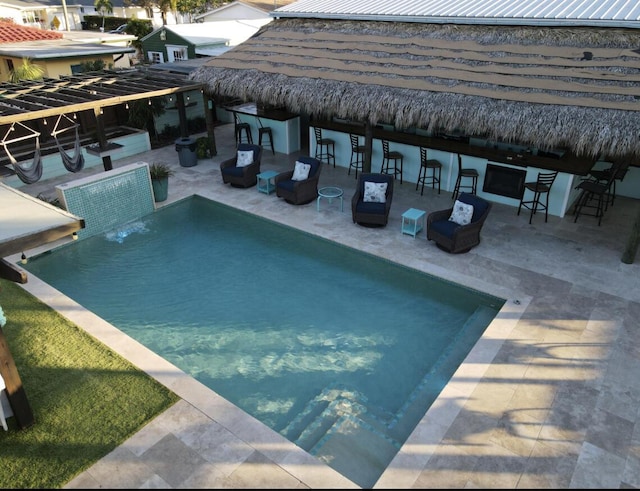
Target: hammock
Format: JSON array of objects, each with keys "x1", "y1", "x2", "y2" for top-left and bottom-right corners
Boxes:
[
  {"x1": 1, "y1": 122, "x2": 43, "y2": 184},
  {"x1": 51, "y1": 114, "x2": 85, "y2": 172}
]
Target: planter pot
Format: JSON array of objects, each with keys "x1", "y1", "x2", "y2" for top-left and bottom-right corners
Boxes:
[{"x1": 151, "y1": 177, "x2": 168, "y2": 202}]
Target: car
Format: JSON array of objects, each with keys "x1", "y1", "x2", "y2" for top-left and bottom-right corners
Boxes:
[{"x1": 108, "y1": 24, "x2": 128, "y2": 34}]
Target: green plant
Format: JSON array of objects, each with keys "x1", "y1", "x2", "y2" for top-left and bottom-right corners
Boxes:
[
  {"x1": 195, "y1": 136, "x2": 212, "y2": 158},
  {"x1": 149, "y1": 162, "x2": 174, "y2": 179}
]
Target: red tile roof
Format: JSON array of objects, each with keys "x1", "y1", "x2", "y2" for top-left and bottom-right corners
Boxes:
[{"x1": 0, "y1": 21, "x2": 64, "y2": 44}]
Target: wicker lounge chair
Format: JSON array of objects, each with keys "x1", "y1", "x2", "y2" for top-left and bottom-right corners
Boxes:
[
  {"x1": 220, "y1": 143, "x2": 262, "y2": 188},
  {"x1": 274, "y1": 156, "x2": 322, "y2": 205},
  {"x1": 351, "y1": 173, "x2": 394, "y2": 227},
  {"x1": 427, "y1": 192, "x2": 491, "y2": 253}
]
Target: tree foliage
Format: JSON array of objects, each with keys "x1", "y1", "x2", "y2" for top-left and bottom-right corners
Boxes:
[
  {"x1": 9, "y1": 58, "x2": 44, "y2": 82},
  {"x1": 94, "y1": 0, "x2": 114, "y2": 30}
]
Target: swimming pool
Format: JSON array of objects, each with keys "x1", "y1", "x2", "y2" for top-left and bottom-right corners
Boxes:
[{"x1": 23, "y1": 196, "x2": 504, "y2": 488}]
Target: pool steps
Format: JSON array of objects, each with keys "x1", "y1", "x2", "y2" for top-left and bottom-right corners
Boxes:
[{"x1": 280, "y1": 306, "x2": 498, "y2": 486}]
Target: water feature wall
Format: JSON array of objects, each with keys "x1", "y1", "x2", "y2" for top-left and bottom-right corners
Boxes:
[{"x1": 55, "y1": 162, "x2": 155, "y2": 240}]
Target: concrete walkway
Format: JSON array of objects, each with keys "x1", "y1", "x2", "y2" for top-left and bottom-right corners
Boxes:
[{"x1": 13, "y1": 123, "x2": 640, "y2": 488}]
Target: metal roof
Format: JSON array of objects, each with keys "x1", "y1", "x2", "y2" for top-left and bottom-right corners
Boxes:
[{"x1": 273, "y1": 0, "x2": 640, "y2": 28}]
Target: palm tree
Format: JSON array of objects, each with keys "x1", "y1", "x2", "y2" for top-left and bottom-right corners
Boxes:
[
  {"x1": 94, "y1": 0, "x2": 113, "y2": 32},
  {"x1": 9, "y1": 58, "x2": 44, "y2": 82}
]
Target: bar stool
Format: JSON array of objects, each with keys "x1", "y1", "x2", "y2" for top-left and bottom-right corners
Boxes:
[
  {"x1": 234, "y1": 112, "x2": 253, "y2": 145},
  {"x1": 416, "y1": 147, "x2": 442, "y2": 195},
  {"x1": 517, "y1": 170, "x2": 558, "y2": 224},
  {"x1": 380, "y1": 140, "x2": 403, "y2": 184},
  {"x1": 348, "y1": 134, "x2": 365, "y2": 178},
  {"x1": 257, "y1": 117, "x2": 274, "y2": 155},
  {"x1": 452, "y1": 153, "x2": 478, "y2": 201},
  {"x1": 313, "y1": 127, "x2": 335, "y2": 167}
]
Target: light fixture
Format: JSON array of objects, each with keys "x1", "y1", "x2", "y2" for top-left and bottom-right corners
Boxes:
[
  {"x1": 148, "y1": 99, "x2": 152, "y2": 106},
  {"x1": 125, "y1": 102, "x2": 129, "y2": 109},
  {"x1": 43, "y1": 119, "x2": 47, "y2": 125},
  {"x1": 20, "y1": 253, "x2": 27, "y2": 265},
  {"x1": 160, "y1": 29, "x2": 166, "y2": 41},
  {"x1": 99, "y1": 108, "x2": 103, "y2": 115},
  {"x1": 73, "y1": 113, "x2": 77, "y2": 120},
  {"x1": 72, "y1": 232, "x2": 78, "y2": 241}
]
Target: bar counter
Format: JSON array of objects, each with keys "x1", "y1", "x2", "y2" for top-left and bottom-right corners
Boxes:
[{"x1": 315, "y1": 120, "x2": 595, "y2": 176}]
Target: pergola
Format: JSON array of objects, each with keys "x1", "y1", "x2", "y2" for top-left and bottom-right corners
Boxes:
[
  {"x1": 0, "y1": 67, "x2": 207, "y2": 430},
  {"x1": 0, "y1": 66, "x2": 207, "y2": 284}
]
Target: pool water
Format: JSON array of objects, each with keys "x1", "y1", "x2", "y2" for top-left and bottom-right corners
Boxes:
[{"x1": 24, "y1": 196, "x2": 504, "y2": 488}]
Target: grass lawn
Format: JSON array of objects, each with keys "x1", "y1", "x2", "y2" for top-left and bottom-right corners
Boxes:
[{"x1": 0, "y1": 278, "x2": 179, "y2": 488}]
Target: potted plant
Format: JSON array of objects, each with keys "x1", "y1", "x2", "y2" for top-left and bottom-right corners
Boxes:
[{"x1": 149, "y1": 162, "x2": 174, "y2": 202}]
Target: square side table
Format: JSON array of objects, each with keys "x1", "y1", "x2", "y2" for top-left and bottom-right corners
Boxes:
[
  {"x1": 401, "y1": 208, "x2": 426, "y2": 238},
  {"x1": 257, "y1": 170, "x2": 279, "y2": 195}
]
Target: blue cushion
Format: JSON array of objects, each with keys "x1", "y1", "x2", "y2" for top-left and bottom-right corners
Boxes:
[
  {"x1": 355, "y1": 201, "x2": 386, "y2": 215},
  {"x1": 430, "y1": 218, "x2": 459, "y2": 238},
  {"x1": 458, "y1": 193, "x2": 488, "y2": 222},
  {"x1": 223, "y1": 166, "x2": 245, "y2": 177},
  {"x1": 277, "y1": 179, "x2": 295, "y2": 192}
]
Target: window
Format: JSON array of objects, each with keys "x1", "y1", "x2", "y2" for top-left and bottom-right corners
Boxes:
[
  {"x1": 148, "y1": 51, "x2": 164, "y2": 64},
  {"x1": 6, "y1": 59, "x2": 14, "y2": 72},
  {"x1": 166, "y1": 45, "x2": 187, "y2": 63}
]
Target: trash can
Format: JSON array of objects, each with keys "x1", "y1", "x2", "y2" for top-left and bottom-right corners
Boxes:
[{"x1": 175, "y1": 137, "x2": 198, "y2": 167}]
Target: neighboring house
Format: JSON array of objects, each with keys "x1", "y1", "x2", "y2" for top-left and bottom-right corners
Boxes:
[
  {"x1": 0, "y1": 0, "x2": 167, "y2": 31},
  {"x1": 140, "y1": 18, "x2": 271, "y2": 63},
  {"x1": 0, "y1": 20, "x2": 135, "y2": 80},
  {"x1": 194, "y1": 1, "x2": 270, "y2": 23}
]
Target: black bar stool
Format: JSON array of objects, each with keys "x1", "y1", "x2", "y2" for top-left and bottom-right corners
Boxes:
[
  {"x1": 517, "y1": 170, "x2": 558, "y2": 224},
  {"x1": 416, "y1": 147, "x2": 442, "y2": 195},
  {"x1": 452, "y1": 153, "x2": 478, "y2": 201},
  {"x1": 234, "y1": 112, "x2": 252, "y2": 145},
  {"x1": 380, "y1": 140, "x2": 403, "y2": 184},
  {"x1": 313, "y1": 127, "x2": 335, "y2": 167},
  {"x1": 257, "y1": 117, "x2": 274, "y2": 155},
  {"x1": 348, "y1": 134, "x2": 365, "y2": 178}
]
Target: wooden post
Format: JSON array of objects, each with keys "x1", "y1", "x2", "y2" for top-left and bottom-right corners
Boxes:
[
  {"x1": 0, "y1": 325, "x2": 34, "y2": 429},
  {"x1": 621, "y1": 207, "x2": 640, "y2": 264},
  {"x1": 94, "y1": 107, "x2": 113, "y2": 171},
  {"x1": 176, "y1": 93, "x2": 188, "y2": 138},
  {"x1": 363, "y1": 122, "x2": 373, "y2": 173},
  {"x1": 203, "y1": 93, "x2": 217, "y2": 157}
]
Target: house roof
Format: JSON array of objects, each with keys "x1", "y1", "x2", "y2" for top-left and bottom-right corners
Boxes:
[
  {"x1": 0, "y1": 19, "x2": 63, "y2": 42},
  {"x1": 190, "y1": 17, "x2": 640, "y2": 160},
  {"x1": 273, "y1": 0, "x2": 640, "y2": 28},
  {"x1": 161, "y1": 19, "x2": 271, "y2": 47},
  {"x1": 0, "y1": 40, "x2": 134, "y2": 59}
]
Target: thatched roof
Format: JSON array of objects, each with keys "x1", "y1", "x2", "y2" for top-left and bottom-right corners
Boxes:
[{"x1": 190, "y1": 18, "x2": 640, "y2": 159}]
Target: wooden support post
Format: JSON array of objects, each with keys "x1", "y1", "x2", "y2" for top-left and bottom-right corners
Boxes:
[
  {"x1": 363, "y1": 122, "x2": 373, "y2": 173},
  {"x1": 94, "y1": 107, "x2": 112, "y2": 171},
  {"x1": 0, "y1": 325, "x2": 34, "y2": 429},
  {"x1": 176, "y1": 93, "x2": 188, "y2": 138},
  {"x1": 203, "y1": 93, "x2": 217, "y2": 157},
  {"x1": 621, "y1": 207, "x2": 640, "y2": 264}
]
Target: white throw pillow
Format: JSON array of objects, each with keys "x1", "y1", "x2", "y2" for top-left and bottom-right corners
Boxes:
[
  {"x1": 236, "y1": 150, "x2": 254, "y2": 167},
  {"x1": 449, "y1": 200, "x2": 474, "y2": 226},
  {"x1": 291, "y1": 161, "x2": 311, "y2": 181},
  {"x1": 363, "y1": 181, "x2": 388, "y2": 203}
]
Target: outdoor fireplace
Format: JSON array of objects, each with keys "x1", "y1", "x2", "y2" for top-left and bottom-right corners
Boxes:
[{"x1": 482, "y1": 164, "x2": 526, "y2": 199}]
